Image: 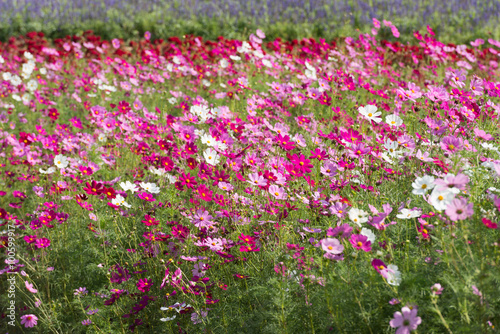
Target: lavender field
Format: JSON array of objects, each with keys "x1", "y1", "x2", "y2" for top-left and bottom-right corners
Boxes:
[{"x1": 1, "y1": 2, "x2": 500, "y2": 334}]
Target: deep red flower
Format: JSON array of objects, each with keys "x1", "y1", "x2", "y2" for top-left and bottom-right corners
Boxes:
[
  {"x1": 118, "y1": 101, "x2": 130, "y2": 114},
  {"x1": 102, "y1": 187, "x2": 116, "y2": 199},
  {"x1": 84, "y1": 181, "x2": 104, "y2": 195}
]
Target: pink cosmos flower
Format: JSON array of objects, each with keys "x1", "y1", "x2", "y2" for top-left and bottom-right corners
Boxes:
[
  {"x1": 247, "y1": 173, "x2": 267, "y2": 187},
  {"x1": 350, "y1": 234, "x2": 371, "y2": 252},
  {"x1": 431, "y1": 283, "x2": 444, "y2": 295},
  {"x1": 20, "y1": 314, "x2": 38, "y2": 328},
  {"x1": 389, "y1": 306, "x2": 421, "y2": 334},
  {"x1": 445, "y1": 197, "x2": 473, "y2": 221},
  {"x1": 269, "y1": 185, "x2": 286, "y2": 200},
  {"x1": 440, "y1": 136, "x2": 463, "y2": 154},
  {"x1": 434, "y1": 173, "x2": 469, "y2": 192},
  {"x1": 389, "y1": 298, "x2": 401, "y2": 305},
  {"x1": 321, "y1": 238, "x2": 344, "y2": 255},
  {"x1": 35, "y1": 238, "x2": 50, "y2": 249},
  {"x1": 25, "y1": 281, "x2": 38, "y2": 293},
  {"x1": 391, "y1": 25, "x2": 400, "y2": 38},
  {"x1": 137, "y1": 278, "x2": 153, "y2": 292}
]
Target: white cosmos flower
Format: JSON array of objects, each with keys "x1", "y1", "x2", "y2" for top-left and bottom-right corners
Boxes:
[
  {"x1": 53, "y1": 154, "x2": 69, "y2": 169},
  {"x1": 383, "y1": 138, "x2": 401, "y2": 158},
  {"x1": 360, "y1": 228, "x2": 376, "y2": 243},
  {"x1": 200, "y1": 134, "x2": 216, "y2": 147},
  {"x1": 219, "y1": 59, "x2": 229, "y2": 68},
  {"x1": 26, "y1": 79, "x2": 38, "y2": 92},
  {"x1": 39, "y1": 68, "x2": 47, "y2": 75},
  {"x1": 481, "y1": 142, "x2": 498, "y2": 151},
  {"x1": 411, "y1": 175, "x2": 435, "y2": 195},
  {"x1": 386, "y1": 114, "x2": 403, "y2": 127},
  {"x1": 10, "y1": 75, "x2": 22, "y2": 86},
  {"x1": 203, "y1": 148, "x2": 221, "y2": 166},
  {"x1": 139, "y1": 182, "x2": 160, "y2": 194},
  {"x1": 358, "y1": 105, "x2": 382, "y2": 123},
  {"x1": 396, "y1": 208, "x2": 421, "y2": 219},
  {"x1": 304, "y1": 61, "x2": 317, "y2": 80},
  {"x1": 237, "y1": 41, "x2": 251, "y2": 53},
  {"x1": 262, "y1": 59, "x2": 273, "y2": 68},
  {"x1": 382, "y1": 264, "x2": 402, "y2": 286},
  {"x1": 149, "y1": 166, "x2": 166, "y2": 176},
  {"x1": 348, "y1": 208, "x2": 369, "y2": 226},
  {"x1": 0, "y1": 55, "x2": 4, "y2": 64},
  {"x1": 214, "y1": 141, "x2": 228, "y2": 151},
  {"x1": 381, "y1": 153, "x2": 394, "y2": 164},
  {"x1": 429, "y1": 188, "x2": 455, "y2": 211},
  {"x1": 160, "y1": 316, "x2": 176, "y2": 322},
  {"x1": 165, "y1": 174, "x2": 177, "y2": 184},
  {"x1": 24, "y1": 51, "x2": 34, "y2": 60},
  {"x1": 111, "y1": 194, "x2": 131, "y2": 208},
  {"x1": 39, "y1": 167, "x2": 56, "y2": 174},
  {"x1": 2, "y1": 72, "x2": 12, "y2": 81},
  {"x1": 120, "y1": 181, "x2": 139, "y2": 193}
]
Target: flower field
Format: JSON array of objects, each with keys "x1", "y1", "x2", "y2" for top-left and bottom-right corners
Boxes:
[{"x1": 1, "y1": 20, "x2": 500, "y2": 333}]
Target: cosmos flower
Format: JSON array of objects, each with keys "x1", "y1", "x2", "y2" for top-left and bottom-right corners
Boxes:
[
  {"x1": 389, "y1": 306, "x2": 421, "y2": 334},
  {"x1": 203, "y1": 148, "x2": 221, "y2": 166},
  {"x1": 445, "y1": 197, "x2": 474, "y2": 221},
  {"x1": 386, "y1": 114, "x2": 403, "y2": 127},
  {"x1": 350, "y1": 234, "x2": 371, "y2": 252},
  {"x1": 53, "y1": 155, "x2": 69, "y2": 169},
  {"x1": 321, "y1": 238, "x2": 344, "y2": 254},
  {"x1": 411, "y1": 175, "x2": 435, "y2": 195},
  {"x1": 20, "y1": 314, "x2": 38, "y2": 328},
  {"x1": 137, "y1": 278, "x2": 153, "y2": 292},
  {"x1": 431, "y1": 283, "x2": 444, "y2": 295},
  {"x1": 358, "y1": 105, "x2": 382, "y2": 123},
  {"x1": 269, "y1": 185, "x2": 287, "y2": 200},
  {"x1": 25, "y1": 281, "x2": 38, "y2": 293}
]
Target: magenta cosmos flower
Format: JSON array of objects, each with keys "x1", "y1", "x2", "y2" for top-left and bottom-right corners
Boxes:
[
  {"x1": 137, "y1": 278, "x2": 153, "y2": 292},
  {"x1": 197, "y1": 185, "x2": 213, "y2": 202},
  {"x1": 35, "y1": 238, "x2": 50, "y2": 249},
  {"x1": 321, "y1": 238, "x2": 344, "y2": 255},
  {"x1": 371, "y1": 259, "x2": 387, "y2": 275},
  {"x1": 389, "y1": 306, "x2": 422, "y2": 334},
  {"x1": 445, "y1": 197, "x2": 473, "y2": 221},
  {"x1": 20, "y1": 314, "x2": 38, "y2": 328},
  {"x1": 350, "y1": 234, "x2": 371, "y2": 252},
  {"x1": 440, "y1": 135, "x2": 463, "y2": 154},
  {"x1": 327, "y1": 223, "x2": 352, "y2": 239}
]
